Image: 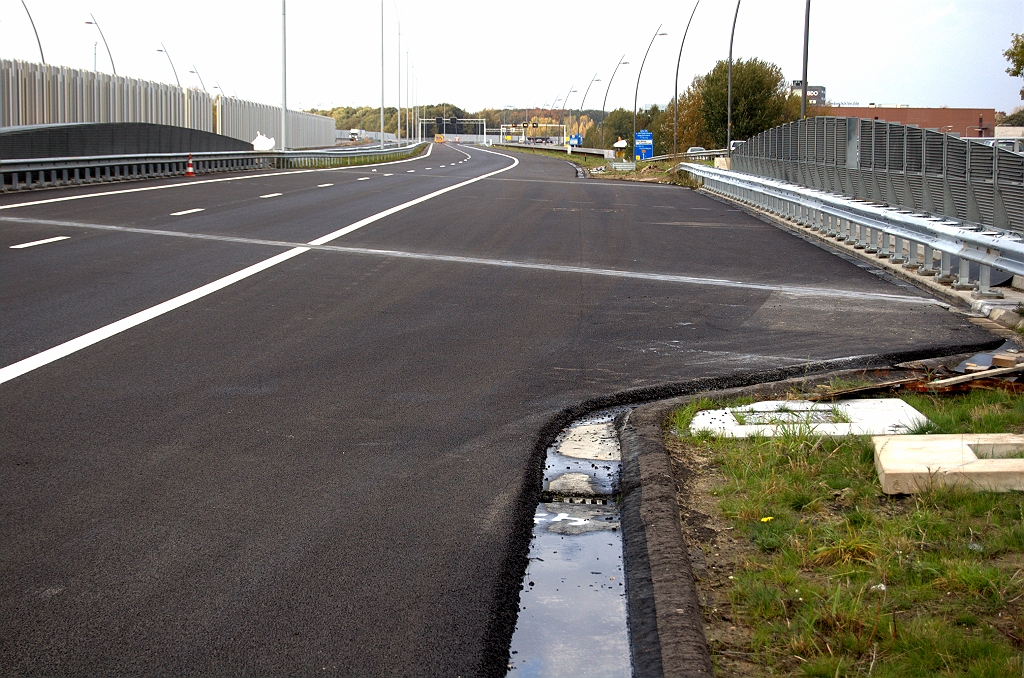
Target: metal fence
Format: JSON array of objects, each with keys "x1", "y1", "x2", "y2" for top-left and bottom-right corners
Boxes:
[
  {"x1": 2, "y1": 59, "x2": 333, "y2": 148},
  {"x1": 732, "y1": 117, "x2": 1024, "y2": 232}
]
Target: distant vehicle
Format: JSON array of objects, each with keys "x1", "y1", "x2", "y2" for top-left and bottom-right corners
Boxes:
[
  {"x1": 454, "y1": 136, "x2": 460, "y2": 143},
  {"x1": 434, "y1": 133, "x2": 445, "y2": 143},
  {"x1": 686, "y1": 146, "x2": 706, "y2": 154},
  {"x1": 349, "y1": 129, "x2": 360, "y2": 141},
  {"x1": 730, "y1": 139, "x2": 745, "y2": 151}
]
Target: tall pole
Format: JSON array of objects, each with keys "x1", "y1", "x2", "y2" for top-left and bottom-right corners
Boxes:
[
  {"x1": 578, "y1": 73, "x2": 600, "y2": 141},
  {"x1": 87, "y1": 14, "x2": 116, "y2": 75},
  {"x1": 380, "y1": 0, "x2": 385, "y2": 149},
  {"x1": 800, "y1": 0, "x2": 811, "y2": 119},
  {"x1": 281, "y1": 1, "x2": 287, "y2": 151},
  {"x1": 158, "y1": 43, "x2": 181, "y2": 87},
  {"x1": 600, "y1": 54, "x2": 627, "y2": 149},
  {"x1": 562, "y1": 86, "x2": 575, "y2": 143},
  {"x1": 634, "y1": 26, "x2": 665, "y2": 161},
  {"x1": 20, "y1": 1, "x2": 45, "y2": 64},
  {"x1": 397, "y1": 14, "x2": 401, "y2": 144},
  {"x1": 190, "y1": 66, "x2": 207, "y2": 93},
  {"x1": 406, "y1": 51, "x2": 410, "y2": 142},
  {"x1": 727, "y1": 0, "x2": 741, "y2": 155},
  {"x1": 674, "y1": 1, "x2": 700, "y2": 158}
]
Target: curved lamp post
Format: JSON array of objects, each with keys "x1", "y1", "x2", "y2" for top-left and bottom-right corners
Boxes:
[
  {"x1": 673, "y1": 1, "x2": 700, "y2": 158},
  {"x1": 190, "y1": 66, "x2": 207, "y2": 93},
  {"x1": 21, "y1": 1, "x2": 45, "y2": 64},
  {"x1": 85, "y1": 14, "x2": 115, "y2": 75},
  {"x1": 562, "y1": 85, "x2": 577, "y2": 140},
  {"x1": 727, "y1": 0, "x2": 741, "y2": 155},
  {"x1": 577, "y1": 73, "x2": 600, "y2": 140},
  {"x1": 633, "y1": 27, "x2": 667, "y2": 161},
  {"x1": 157, "y1": 43, "x2": 180, "y2": 87},
  {"x1": 600, "y1": 55, "x2": 628, "y2": 149}
]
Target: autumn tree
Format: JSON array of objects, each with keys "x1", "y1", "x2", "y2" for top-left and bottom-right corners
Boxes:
[{"x1": 1006, "y1": 33, "x2": 1024, "y2": 99}]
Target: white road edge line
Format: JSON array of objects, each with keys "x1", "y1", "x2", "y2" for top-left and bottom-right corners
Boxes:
[
  {"x1": 170, "y1": 208, "x2": 205, "y2": 216},
  {"x1": 0, "y1": 145, "x2": 518, "y2": 385},
  {"x1": 0, "y1": 143, "x2": 434, "y2": 212},
  {"x1": 9, "y1": 236, "x2": 70, "y2": 249}
]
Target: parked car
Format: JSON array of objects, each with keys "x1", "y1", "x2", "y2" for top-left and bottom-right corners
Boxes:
[{"x1": 686, "y1": 146, "x2": 706, "y2": 154}]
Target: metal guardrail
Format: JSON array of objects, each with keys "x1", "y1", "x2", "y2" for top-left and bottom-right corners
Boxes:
[
  {"x1": 495, "y1": 142, "x2": 611, "y2": 158},
  {"x1": 732, "y1": 116, "x2": 1024, "y2": 232},
  {"x1": 0, "y1": 143, "x2": 428, "y2": 193},
  {"x1": 648, "y1": 149, "x2": 728, "y2": 163},
  {"x1": 679, "y1": 162, "x2": 1024, "y2": 299}
]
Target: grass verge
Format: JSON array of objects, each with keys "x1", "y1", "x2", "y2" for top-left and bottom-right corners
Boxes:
[
  {"x1": 491, "y1": 144, "x2": 703, "y2": 186},
  {"x1": 666, "y1": 391, "x2": 1024, "y2": 677}
]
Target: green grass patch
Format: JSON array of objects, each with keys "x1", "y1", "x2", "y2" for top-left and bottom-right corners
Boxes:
[{"x1": 669, "y1": 391, "x2": 1024, "y2": 676}]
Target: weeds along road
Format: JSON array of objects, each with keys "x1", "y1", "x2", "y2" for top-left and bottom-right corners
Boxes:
[{"x1": 0, "y1": 143, "x2": 992, "y2": 675}]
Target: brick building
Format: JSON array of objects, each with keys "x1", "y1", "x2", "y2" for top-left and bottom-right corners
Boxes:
[{"x1": 830, "y1": 107, "x2": 995, "y2": 138}]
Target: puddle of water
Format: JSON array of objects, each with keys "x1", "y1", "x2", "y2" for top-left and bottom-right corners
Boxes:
[{"x1": 508, "y1": 410, "x2": 630, "y2": 676}]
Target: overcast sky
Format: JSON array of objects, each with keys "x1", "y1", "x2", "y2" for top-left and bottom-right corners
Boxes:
[{"x1": 2, "y1": 0, "x2": 1022, "y2": 115}]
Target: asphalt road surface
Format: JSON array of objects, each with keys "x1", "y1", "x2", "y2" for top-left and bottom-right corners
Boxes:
[{"x1": 1, "y1": 144, "x2": 992, "y2": 676}]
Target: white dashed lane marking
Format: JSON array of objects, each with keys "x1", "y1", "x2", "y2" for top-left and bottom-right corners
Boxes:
[
  {"x1": 170, "y1": 208, "x2": 204, "y2": 216},
  {"x1": 317, "y1": 183, "x2": 333, "y2": 187},
  {"x1": 9, "y1": 236, "x2": 70, "y2": 249},
  {"x1": 259, "y1": 193, "x2": 282, "y2": 199}
]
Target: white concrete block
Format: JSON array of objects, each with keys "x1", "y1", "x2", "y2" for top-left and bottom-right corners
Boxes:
[
  {"x1": 873, "y1": 434, "x2": 1024, "y2": 494},
  {"x1": 689, "y1": 398, "x2": 928, "y2": 438}
]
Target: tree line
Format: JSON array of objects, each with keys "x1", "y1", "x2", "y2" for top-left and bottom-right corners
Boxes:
[{"x1": 307, "y1": 58, "x2": 830, "y2": 150}]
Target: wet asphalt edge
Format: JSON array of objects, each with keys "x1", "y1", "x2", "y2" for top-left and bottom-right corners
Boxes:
[
  {"x1": 611, "y1": 340, "x2": 1001, "y2": 678},
  {"x1": 481, "y1": 340, "x2": 1000, "y2": 676}
]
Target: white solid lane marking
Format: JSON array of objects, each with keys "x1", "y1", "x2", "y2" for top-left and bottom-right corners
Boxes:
[
  {"x1": 170, "y1": 208, "x2": 205, "y2": 216},
  {"x1": 0, "y1": 142, "x2": 434, "y2": 213},
  {"x1": 0, "y1": 148, "x2": 520, "y2": 385},
  {"x1": 317, "y1": 183, "x2": 334, "y2": 187},
  {"x1": 9, "y1": 236, "x2": 70, "y2": 249},
  {"x1": 357, "y1": 177, "x2": 370, "y2": 181},
  {"x1": 260, "y1": 193, "x2": 283, "y2": 198}
]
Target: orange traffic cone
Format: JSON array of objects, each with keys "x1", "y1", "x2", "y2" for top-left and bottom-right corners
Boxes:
[{"x1": 185, "y1": 154, "x2": 195, "y2": 177}]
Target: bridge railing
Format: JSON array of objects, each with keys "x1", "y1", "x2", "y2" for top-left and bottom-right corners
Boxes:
[
  {"x1": 731, "y1": 116, "x2": 1024, "y2": 232},
  {"x1": 0, "y1": 143, "x2": 428, "y2": 193}
]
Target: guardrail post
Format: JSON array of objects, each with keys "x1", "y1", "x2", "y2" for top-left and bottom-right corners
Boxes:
[
  {"x1": 843, "y1": 219, "x2": 857, "y2": 245},
  {"x1": 891, "y1": 236, "x2": 907, "y2": 264},
  {"x1": 864, "y1": 227, "x2": 878, "y2": 253},
  {"x1": 952, "y1": 257, "x2": 974, "y2": 290},
  {"x1": 974, "y1": 265, "x2": 1003, "y2": 298},
  {"x1": 903, "y1": 241, "x2": 921, "y2": 270},
  {"x1": 877, "y1": 233, "x2": 891, "y2": 258},
  {"x1": 937, "y1": 252, "x2": 955, "y2": 284},
  {"x1": 918, "y1": 245, "x2": 937, "y2": 276}
]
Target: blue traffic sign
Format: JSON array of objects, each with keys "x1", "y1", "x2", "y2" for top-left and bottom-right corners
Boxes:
[
  {"x1": 634, "y1": 130, "x2": 653, "y2": 160},
  {"x1": 569, "y1": 134, "x2": 583, "y2": 146}
]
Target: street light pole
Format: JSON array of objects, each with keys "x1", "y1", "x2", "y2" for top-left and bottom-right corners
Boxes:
[
  {"x1": 600, "y1": 55, "x2": 627, "y2": 149},
  {"x1": 20, "y1": 1, "x2": 45, "y2": 64},
  {"x1": 190, "y1": 66, "x2": 207, "y2": 93},
  {"x1": 578, "y1": 73, "x2": 600, "y2": 141},
  {"x1": 281, "y1": 0, "x2": 287, "y2": 151},
  {"x1": 634, "y1": 26, "x2": 666, "y2": 161},
  {"x1": 673, "y1": 1, "x2": 700, "y2": 158},
  {"x1": 157, "y1": 43, "x2": 181, "y2": 87},
  {"x1": 396, "y1": 13, "x2": 401, "y2": 145},
  {"x1": 562, "y1": 86, "x2": 576, "y2": 143},
  {"x1": 727, "y1": 0, "x2": 741, "y2": 155},
  {"x1": 380, "y1": 0, "x2": 385, "y2": 150},
  {"x1": 86, "y1": 14, "x2": 116, "y2": 75},
  {"x1": 800, "y1": 0, "x2": 811, "y2": 119}
]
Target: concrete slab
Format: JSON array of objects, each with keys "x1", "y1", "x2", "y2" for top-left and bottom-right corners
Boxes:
[
  {"x1": 689, "y1": 398, "x2": 928, "y2": 437},
  {"x1": 556, "y1": 422, "x2": 620, "y2": 460},
  {"x1": 874, "y1": 434, "x2": 1024, "y2": 493}
]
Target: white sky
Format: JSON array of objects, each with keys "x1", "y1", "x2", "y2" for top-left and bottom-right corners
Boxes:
[{"x1": 2, "y1": 0, "x2": 1022, "y2": 115}]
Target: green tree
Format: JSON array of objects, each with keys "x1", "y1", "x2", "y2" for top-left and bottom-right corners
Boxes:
[
  {"x1": 1006, "y1": 33, "x2": 1024, "y2": 99},
  {"x1": 585, "y1": 107, "x2": 632, "y2": 150},
  {"x1": 657, "y1": 78, "x2": 713, "y2": 155},
  {"x1": 699, "y1": 58, "x2": 789, "y2": 148}
]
